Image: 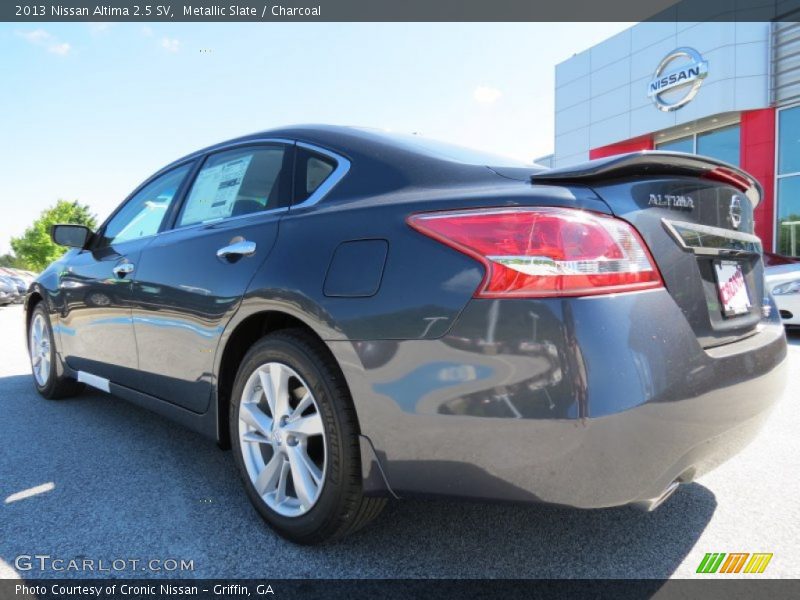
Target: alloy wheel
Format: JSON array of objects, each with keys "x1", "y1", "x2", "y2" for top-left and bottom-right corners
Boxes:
[
  {"x1": 29, "y1": 313, "x2": 51, "y2": 387},
  {"x1": 238, "y1": 362, "x2": 327, "y2": 518}
]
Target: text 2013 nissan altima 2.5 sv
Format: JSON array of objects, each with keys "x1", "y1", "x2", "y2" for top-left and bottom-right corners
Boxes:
[{"x1": 26, "y1": 126, "x2": 787, "y2": 544}]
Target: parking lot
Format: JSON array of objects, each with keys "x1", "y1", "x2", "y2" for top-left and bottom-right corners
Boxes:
[{"x1": 0, "y1": 302, "x2": 798, "y2": 579}]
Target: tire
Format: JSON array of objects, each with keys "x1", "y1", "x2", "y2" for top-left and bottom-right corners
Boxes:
[
  {"x1": 28, "y1": 303, "x2": 83, "y2": 399},
  {"x1": 230, "y1": 329, "x2": 386, "y2": 544}
]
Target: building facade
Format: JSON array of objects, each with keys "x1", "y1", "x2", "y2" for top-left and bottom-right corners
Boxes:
[{"x1": 552, "y1": 20, "x2": 800, "y2": 254}]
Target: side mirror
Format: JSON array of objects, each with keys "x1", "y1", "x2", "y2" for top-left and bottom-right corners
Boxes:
[{"x1": 51, "y1": 224, "x2": 93, "y2": 249}]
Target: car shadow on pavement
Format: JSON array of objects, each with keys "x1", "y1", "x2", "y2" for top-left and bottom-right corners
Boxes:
[
  {"x1": 350, "y1": 482, "x2": 715, "y2": 579},
  {"x1": 0, "y1": 373, "x2": 715, "y2": 580}
]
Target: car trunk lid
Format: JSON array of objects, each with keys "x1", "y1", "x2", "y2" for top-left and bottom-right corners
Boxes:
[{"x1": 533, "y1": 152, "x2": 765, "y2": 348}]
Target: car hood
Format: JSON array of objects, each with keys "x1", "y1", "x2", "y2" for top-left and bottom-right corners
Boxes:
[{"x1": 765, "y1": 264, "x2": 800, "y2": 289}]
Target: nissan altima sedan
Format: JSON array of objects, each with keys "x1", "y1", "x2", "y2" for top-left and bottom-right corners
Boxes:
[{"x1": 26, "y1": 126, "x2": 787, "y2": 544}]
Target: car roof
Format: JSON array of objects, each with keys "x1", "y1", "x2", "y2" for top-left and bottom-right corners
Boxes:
[
  {"x1": 145, "y1": 125, "x2": 541, "y2": 202},
  {"x1": 164, "y1": 125, "x2": 537, "y2": 174}
]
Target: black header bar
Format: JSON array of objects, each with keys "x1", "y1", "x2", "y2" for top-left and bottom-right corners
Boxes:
[
  {"x1": 4, "y1": 579, "x2": 800, "y2": 600},
  {"x1": 3, "y1": 0, "x2": 800, "y2": 23}
]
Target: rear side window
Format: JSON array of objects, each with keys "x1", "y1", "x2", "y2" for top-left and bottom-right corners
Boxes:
[
  {"x1": 178, "y1": 145, "x2": 290, "y2": 227},
  {"x1": 294, "y1": 148, "x2": 336, "y2": 204}
]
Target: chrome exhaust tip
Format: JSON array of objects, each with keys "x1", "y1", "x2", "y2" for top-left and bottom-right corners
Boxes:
[{"x1": 632, "y1": 480, "x2": 681, "y2": 512}]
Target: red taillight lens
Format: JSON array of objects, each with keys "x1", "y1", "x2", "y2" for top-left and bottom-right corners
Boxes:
[{"x1": 407, "y1": 207, "x2": 664, "y2": 298}]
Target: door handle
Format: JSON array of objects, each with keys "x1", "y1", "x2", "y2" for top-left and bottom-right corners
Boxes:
[
  {"x1": 113, "y1": 263, "x2": 135, "y2": 278},
  {"x1": 217, "y1": 240, "x2": 257, "y2": 259}
]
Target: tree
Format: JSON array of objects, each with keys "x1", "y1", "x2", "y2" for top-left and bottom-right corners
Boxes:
[
  {"x1": 11, "y1": 200, "x2": 97, "y2": 272},
  {"x1": 0, "y1": 253, "x2": 23, "y2": 268}
]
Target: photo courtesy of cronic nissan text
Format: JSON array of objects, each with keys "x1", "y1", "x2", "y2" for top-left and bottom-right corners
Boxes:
[{"x1": 1, "y1": 1, "x2": 799, "y2": 599}]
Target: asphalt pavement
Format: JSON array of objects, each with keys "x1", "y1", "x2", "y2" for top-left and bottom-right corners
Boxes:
[{"x1": 0, "y1": 303, "x2": 798, "y2": 579}]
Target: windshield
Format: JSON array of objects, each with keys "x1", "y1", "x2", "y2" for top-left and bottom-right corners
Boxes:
[{"x1": 766, "y1": 263, "x2": 800, "y2": 275}]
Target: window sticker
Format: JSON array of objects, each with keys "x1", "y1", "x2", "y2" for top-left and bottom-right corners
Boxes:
[{"x1": 181, "y1": 154, "x2": 253, "y2": 225}]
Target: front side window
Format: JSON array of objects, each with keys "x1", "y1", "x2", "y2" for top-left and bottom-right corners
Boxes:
[
  {"x1": 294, "y1": 148, "x2": 336, "y2": 204},
  {"x1": 101, "y1": 164, "x2": 191, "y2": 246},
  {"x1": 177, "y1": 145, "x2": 290, "y2": 227}
]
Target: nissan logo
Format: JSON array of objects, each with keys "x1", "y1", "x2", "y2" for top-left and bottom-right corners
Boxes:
[
  {"x1": 729, "y1": 196, "x2": 743, "y2": 230},
  {"x1": 648, "y1": 47, "x2": 708, "y2": 112}
]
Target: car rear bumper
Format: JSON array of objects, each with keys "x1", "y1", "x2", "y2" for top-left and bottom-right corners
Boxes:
[{"x1": 330, "y1": 288, "x2": 788, "y2": 508}]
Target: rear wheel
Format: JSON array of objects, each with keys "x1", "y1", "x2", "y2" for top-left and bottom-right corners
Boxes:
[
  {"x1": 230, "y1": 329, "x2": 385, "y2": 544},
  {"x1": 28, "y1": 304, "x2": 83, "y2": 399}
]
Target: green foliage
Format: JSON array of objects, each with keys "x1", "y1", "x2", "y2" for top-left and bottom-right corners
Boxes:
[
  {"x1": 10, "y1": 200, "x2": 97, "y2": 271},
  {"x1": 0, "y1": 253, "x2": 23, "y2": 268}
]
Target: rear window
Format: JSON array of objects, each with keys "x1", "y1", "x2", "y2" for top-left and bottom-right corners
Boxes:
[{"x1": 362, "y1": 130, "x2": 534, "y2": 168}]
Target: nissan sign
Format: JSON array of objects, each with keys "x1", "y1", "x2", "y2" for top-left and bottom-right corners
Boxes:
[{"x1": 648, "y1": 47, "x2": 708, "y2": 112}]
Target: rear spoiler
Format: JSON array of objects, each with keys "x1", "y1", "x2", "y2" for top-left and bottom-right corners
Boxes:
[{"x1": 532, "y1": 151, "x2": 762, "y2": 208}]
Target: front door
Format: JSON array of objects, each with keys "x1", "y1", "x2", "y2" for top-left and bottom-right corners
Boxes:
[
  {"x1": 130, "y1": 143, "x2": 293, "y2": 412},
  {"x1": 58, "y1": 163, "x2": 193, "y2": 388}
]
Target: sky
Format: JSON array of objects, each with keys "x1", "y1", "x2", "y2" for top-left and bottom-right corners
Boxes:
[{"x1": 0, "y1": 22, "x2": 633, "y2": 254}]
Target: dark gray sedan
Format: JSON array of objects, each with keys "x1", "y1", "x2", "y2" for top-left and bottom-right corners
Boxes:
[{"x1": 25, "y1": 126, "x2": 787, "y2": 544}]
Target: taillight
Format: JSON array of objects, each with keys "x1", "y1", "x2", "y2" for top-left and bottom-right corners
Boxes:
[{"x1": 407, "y1": 207, "x2": 664, "y2": 298}]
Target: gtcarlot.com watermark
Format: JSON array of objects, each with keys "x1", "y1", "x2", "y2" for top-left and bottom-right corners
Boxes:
[{"x1": 15, "y1": 554, "x2": 195, "y2": 573}]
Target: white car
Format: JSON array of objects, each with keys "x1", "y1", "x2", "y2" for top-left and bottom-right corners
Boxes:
[{"x1": 765, "y1": 263, "x2": 800, "y2": 326}]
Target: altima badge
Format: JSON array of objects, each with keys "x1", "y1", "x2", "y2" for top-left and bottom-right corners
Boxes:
[{"x1": 648, "y1": 193, "x2": 694, "y2": 210}]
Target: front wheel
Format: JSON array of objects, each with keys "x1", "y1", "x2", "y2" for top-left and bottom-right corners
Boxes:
[
  {"x1": 28, "y1": 304, "x2": 83, "y2": 399},
  {"x1": 230, "y1": 329, "x2": 385, "y2": 544}
]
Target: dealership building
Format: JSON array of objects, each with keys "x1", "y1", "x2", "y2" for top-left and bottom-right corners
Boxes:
[{"x1": 548, "y1": 20, "x2": 800, "y2": 255}]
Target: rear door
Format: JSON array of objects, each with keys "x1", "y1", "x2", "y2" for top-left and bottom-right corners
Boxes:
[
  {"x1": 129, "y1": 141, "x2": 294, "y2": 412},
  {"x1": 58, "y1": 163, "x2": 193, "y2": 386}
]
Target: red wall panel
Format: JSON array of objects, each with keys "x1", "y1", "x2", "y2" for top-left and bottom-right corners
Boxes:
[{"x1": 740, "y1": 108, "x2": 776, "y2": 252}]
